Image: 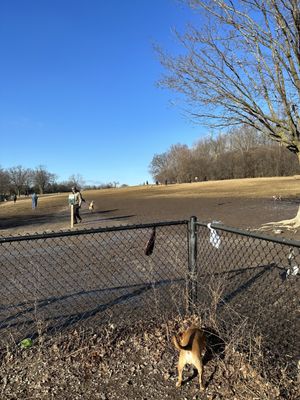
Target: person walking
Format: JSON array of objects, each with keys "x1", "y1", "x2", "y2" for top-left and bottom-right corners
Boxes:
[
  {"x1": 13, "y1": 194, "x2": 17, "y2": 203},
  {"x1": 31, "y1": 192, "x2": 38, "y2": 209},
  {"x1": 70, "y1": 186, "x2": 83, "y2": 224}
]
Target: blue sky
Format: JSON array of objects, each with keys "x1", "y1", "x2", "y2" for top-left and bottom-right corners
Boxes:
[{"x1": 0, "y1": 0, "x2": 206, "y2": 186}]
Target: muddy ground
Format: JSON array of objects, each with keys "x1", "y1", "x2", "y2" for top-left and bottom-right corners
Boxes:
[{"x1": 1, "y1": 189, "x2": 300, "y2": 241}]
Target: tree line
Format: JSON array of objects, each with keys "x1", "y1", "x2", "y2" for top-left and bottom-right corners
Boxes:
[
  {"x1": 0, "y1": 165, "x2": 118, "y2": 200},
  {"x1": 149, "y1": 126, "x2": 300, "y2": 184}
]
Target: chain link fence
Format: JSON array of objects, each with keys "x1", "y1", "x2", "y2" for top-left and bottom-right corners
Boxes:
[
  {"x1": 194, "y1": 220, "x2": 299, "y2": 372},
  {"x1": 0, "y1": 221, "x2": 189, "y2": 343},
  {"x1": 0, "y1": 218, "x2": 299, "y2": 372}
]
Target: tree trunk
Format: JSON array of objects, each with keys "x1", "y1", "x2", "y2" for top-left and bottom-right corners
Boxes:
[{"x1": 261, "y1": 153, "x2": 300, "y2": 230}]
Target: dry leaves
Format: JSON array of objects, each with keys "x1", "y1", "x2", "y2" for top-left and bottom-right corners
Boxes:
[{"x1": 0, "y1": 316, "x2": 298, "y2": 399}]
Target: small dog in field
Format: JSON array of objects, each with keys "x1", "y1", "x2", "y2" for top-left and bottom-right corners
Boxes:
[
  {"x1": 173, "y1": 326, "x2": 206, "y2": 391},
  {"x1": 88, "y1": 201, "x2": 94, "y2": 211}
]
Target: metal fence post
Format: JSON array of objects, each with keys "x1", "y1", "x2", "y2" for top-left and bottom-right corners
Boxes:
[{"x1": 187, "y1": 216, "x2": 198, "y2": 313}]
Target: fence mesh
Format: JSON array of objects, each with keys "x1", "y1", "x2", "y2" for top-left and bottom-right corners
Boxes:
[
  {"x1": 0, "y1": 222, "x2": 188, "y2": 343},
  {"x1": 0, "y1": 219, "x2": 299, "y2": 373},
  {"x1": 196, "y1": 222, "x2": 299, "y2": 369}
]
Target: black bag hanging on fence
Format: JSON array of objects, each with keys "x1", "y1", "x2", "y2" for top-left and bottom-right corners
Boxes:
[{"x1": 145, "y1": 227, "x2": 156, "y2": 256}]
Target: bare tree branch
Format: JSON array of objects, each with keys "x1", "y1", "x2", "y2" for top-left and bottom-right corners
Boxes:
[{"x1": 159, "y1": 0, "x2": 300, "y2": 156}]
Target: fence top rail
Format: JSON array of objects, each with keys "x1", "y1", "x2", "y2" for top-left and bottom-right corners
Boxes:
[
  {"x1": 0, "y1": 219, "x2": 189, "y2": 244},
  {"x1": 197, "y1": 221, "x2": 300, "y2": 248}
]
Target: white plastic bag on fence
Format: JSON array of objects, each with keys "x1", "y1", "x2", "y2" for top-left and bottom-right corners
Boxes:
[
  {"x1": 286, "y1": 248, "x2": 299, "y2": 278},
  {"x1": 207, "y1": 223, "x2": 221, "y2": 249}
]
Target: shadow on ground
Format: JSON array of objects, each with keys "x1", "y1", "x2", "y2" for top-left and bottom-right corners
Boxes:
[{"x1": 0, "y1": 209, "x2": 136, "y2": 231}]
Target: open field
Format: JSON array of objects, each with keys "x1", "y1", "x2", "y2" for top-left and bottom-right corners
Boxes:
[
  {"x1": 1, "y1": 177, "x2": 299, "y2": 399},
  {"x1": 1, "y1": 176, "x2": 300, "y2": 239}
]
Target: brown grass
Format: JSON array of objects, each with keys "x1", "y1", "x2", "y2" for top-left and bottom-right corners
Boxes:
[
  {"x1": 1, "y1": 176, "x2": 300, "y2": 217},
  {"x1": 1, "y1": 176, "x2": 300, "y2": 237},
  {"x1": 140, "y1": 176, "x2": 300, "y2": 199}
]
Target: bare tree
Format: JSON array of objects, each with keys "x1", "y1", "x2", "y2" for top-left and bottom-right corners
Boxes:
[
  {"x1": 228, "y1": 125, "x2": 267, "y2": 153},
  {"x1": 8, "y1": 165, "x2": 31, "y2": 197},
  {"x1": 149, "y1": 145, "x2": 193, "y2": 183},
  {"x1": 68, "y1": 174, "x2": 85, "y2": 190},
  {"x1": 149, "y1": 152, "x2": 172, "y2": 183},
  {"x1": 149, "y1": 128, "x2": 298, "y2": 183},
  {"x1": 0, "y1": 167, "x2": 10, "y2": 196},
  {"x1": 168, "y1": 144, "x2": 193, "y2": 182},
  {"x1": 33, "y1": 165, "x2": 57, "y2": 194},
  {"x1": 159, "y1": 0, "x2": 300, "y2": 228}
]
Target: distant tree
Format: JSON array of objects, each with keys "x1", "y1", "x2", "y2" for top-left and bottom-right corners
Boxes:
[
  {"x1": 228, "y1": 126, "x2": 266, "y2": 154},
  {"x1": 68, "y1": 174, "x2": 85, "y2": 190},
  {"x1": 23, "y1": 170, "x2": 34, "y2": 195},
  {"x1": 50, "y1": 182, "x2": 71, "y2": 193},
  {"x1": 149, "y1": 152, "x2": 170, "y2": 183},
  {"x1": 159, "y1": 0, "x2": 300, "y2": 228},
  {"x1": 168, "y1": 144, "x2": 193, "y2": 183},
  {"x1": 8, "y1": 165, "x2": 31, "y2": 196},
  {"x1": 32, "y1": 166, "x2": 57, "y2": 194},
  {"x1": 0, "y1": 167, "x2": 10, "y2": 196},
  {"x1": 149, "y1": 128, "x2": 299, "y2": 183}
]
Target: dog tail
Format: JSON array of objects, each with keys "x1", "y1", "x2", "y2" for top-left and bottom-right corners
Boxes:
[{"x1": 172, "y1": 335, "x2": 186, "y2": 351}]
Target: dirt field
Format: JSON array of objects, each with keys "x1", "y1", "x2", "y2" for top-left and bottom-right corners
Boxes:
[
  {"x1": 1, "y1": 177, "x2": 299, "y2": 399},
  {"x1": 1, "y1": 176, "x2": 300, "y2": 240}
]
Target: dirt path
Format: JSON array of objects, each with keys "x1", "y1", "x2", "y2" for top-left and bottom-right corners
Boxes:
[
  {"x1": 1, "y1": 193, "x2": 300, "y2": 240},
  {"x1": 1, "y1": 177, "x2": 300, "y2": 240}
]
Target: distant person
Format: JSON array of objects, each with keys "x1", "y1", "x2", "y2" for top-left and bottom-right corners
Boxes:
[
  {"x1": 70, "y1": 186, "x2": 83, "y2": 224},
  {"x1": 31, "y1": 192, "x2": 38, "y2": 209},
  {"x1": 13, "y1": 194, "x2": 17, "y2": 203}
]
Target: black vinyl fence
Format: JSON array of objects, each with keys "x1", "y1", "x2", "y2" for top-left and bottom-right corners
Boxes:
[{"x1": 0, "y1": 218, "x2": 299, "y2": 371}]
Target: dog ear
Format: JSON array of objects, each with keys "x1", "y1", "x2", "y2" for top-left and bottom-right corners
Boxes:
[{"x1": 145, "y1": 227, "x2": 156, "y2": 256}]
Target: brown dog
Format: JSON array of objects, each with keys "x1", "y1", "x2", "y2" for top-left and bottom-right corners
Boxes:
[{"x1": 173, "y1": 326, "x2": 206, "y2": 391}]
